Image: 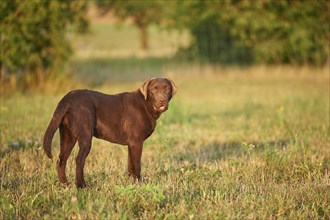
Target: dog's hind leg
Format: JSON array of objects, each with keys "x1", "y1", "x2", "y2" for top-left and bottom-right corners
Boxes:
[
  {"x1": 57, "y1": 124, "x2": 77, "y2": 184},
  {"x1": 75, "y1": 137, "x2": 92, "y2": 188}
]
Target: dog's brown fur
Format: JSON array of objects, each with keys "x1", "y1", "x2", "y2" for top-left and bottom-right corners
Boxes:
[{"x1": 43, "y1": 77, "x2": 177, "y2": 188}]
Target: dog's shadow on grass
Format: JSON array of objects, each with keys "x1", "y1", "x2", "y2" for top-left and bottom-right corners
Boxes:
[{"x1": 173, "y1": 139, "x2": 290, "y2": 163}]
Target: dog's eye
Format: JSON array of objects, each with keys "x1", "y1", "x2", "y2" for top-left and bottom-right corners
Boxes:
[{"x1": 150, "y1": 86, "x2": 158, "y2": 93}]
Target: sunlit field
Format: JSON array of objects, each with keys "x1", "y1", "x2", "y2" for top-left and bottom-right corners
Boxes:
[{"x1": 1, "y1": 23, "x2": 329, "y2": 219}]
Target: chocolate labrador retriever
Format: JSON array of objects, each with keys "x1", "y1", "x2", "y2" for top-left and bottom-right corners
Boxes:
[{"x1": 43, "y1": 77, "x2": 177, "y2": 188}]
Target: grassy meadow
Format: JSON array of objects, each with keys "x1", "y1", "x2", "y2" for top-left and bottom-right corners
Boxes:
[{"x1": 1, "y1": 23, "x2": 329, "y2": 219}]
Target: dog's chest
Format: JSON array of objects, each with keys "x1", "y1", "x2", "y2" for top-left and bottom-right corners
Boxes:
[{"x1": 146, "y1": 120, "x2": 156, "y2": 139}]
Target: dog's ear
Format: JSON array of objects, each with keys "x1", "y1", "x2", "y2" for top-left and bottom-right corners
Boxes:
[
  {"x1": 168, "y1": 78, "x2": 178, "y2": 97},
  {"x1": 139, "y1": 78, "x2": 154, "y2": 100}
]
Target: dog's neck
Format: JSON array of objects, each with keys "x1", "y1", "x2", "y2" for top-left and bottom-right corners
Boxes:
[{"x1": 135, "y1": 90, "x2": 161, "y2": 120}]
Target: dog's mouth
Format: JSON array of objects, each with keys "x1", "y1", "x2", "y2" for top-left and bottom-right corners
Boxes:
[{"x1": 153, "y1": 104, "x2": 168, "y2": 112}]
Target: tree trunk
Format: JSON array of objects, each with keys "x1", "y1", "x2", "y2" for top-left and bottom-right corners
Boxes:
[{"x1": 138, "y1": 24, "x2": 148, "y2": 51}]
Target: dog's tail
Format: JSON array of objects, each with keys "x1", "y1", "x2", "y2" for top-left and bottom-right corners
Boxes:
[{"x1": 43, "y1": 103, "x2": 68, "y2": 159}]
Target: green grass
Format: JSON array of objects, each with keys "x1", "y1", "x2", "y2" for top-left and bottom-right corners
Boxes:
[{"x1": 1, "y1": 66, "x2": 329, "y2": 219}]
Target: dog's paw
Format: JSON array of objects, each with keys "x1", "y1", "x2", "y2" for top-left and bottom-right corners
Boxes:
[{"x1": 76, "y1": 181, "x2": 86, "y2": 189}]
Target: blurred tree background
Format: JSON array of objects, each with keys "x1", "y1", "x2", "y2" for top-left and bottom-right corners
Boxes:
[
  {"x1": 171, "y1": 0, "x2": 329, "y2": 65},
  {"x1": 95, "y1": 0, "x2": 165, "y2": 50},
  {"x1": 1, "y1": 0, "x2": 88, "y2": 90},
  {"x1": 1, "y1": 0, "x2": 329, "y2": 92}
]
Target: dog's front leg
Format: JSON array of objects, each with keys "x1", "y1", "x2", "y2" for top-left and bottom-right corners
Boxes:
[{"x1": 127, "y1": 142, "x2": 143, "y2": 182}]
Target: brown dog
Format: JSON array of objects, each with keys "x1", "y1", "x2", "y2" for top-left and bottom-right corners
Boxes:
[{"x1": 43, "y1": 77, "x2": 177, "y2": 188}]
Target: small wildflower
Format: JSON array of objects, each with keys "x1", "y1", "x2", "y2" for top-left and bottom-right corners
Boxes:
[
  {"x1": 71, "y1": 196, "x2": 77, "y2": 203},
  {"x1": 249, "y1": 143, "x2": 256, "y2": 150}
]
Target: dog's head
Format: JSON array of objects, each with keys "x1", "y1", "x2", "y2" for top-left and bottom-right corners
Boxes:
[{"x1": 139, "y1": 77, "x2": 177, "y2": 113}]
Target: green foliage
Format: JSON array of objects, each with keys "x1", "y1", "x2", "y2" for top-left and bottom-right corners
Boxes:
[
  {"x1": 96, "y1": 0, "x2": 163, "y2": 26},
  {"x1": 0, "y1": 0, "x2": 88, "y2": 86},
  {"x1": 174, "y1": 1, "x2": 253, "y2": 64},
  {"x1": 172, "y1": 0, "x2": 329, "y2": 65}
]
